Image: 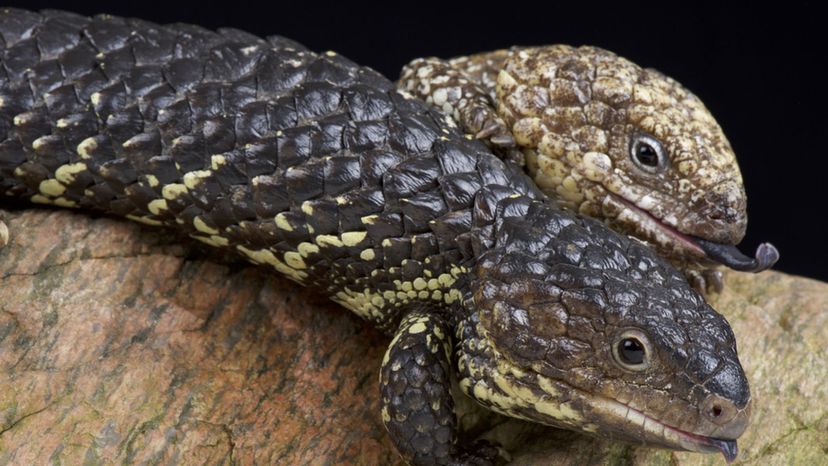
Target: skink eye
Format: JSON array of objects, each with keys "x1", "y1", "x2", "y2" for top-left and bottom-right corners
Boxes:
[
  {"x1": 630, "y1": 134, "x2": 666, "y2": 173},
  {"x1": 619, "y1": 338, "x2": 645, "y2": 365},
  {"x1": 635, "y1": 143, "x2": 658, "y2": 166},
  {"x1": 612, "y1": 329, "x2": 651, "y2": 371}
]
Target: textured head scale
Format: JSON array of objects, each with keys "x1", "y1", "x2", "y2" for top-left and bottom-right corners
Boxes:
[
  {"x1": 457, "y1": 200, "x2": 750, "y2": 455},
  {"x1": 495, "y1": 45, "x2": 747, "y2": 260}
]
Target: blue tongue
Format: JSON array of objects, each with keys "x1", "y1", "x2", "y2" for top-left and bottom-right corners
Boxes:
[
  {"x1": 710, "y1": 438, "x2": 739, "y2": 463},
  {"x1": 693, "y1": 238, "x2": 779, "y2": 272}
]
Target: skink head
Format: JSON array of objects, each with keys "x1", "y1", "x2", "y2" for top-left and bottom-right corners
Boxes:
[
  {"x1": 458, "y1": 201, "x2": 750, "y2": 461},
  {"x1": 496, "y1": 45, "x2": 751, "y2": 267}
]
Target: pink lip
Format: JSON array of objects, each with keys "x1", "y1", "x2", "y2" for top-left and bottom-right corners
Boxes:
[
  {"x1": 621, "y1": 402, "x2": 740, "y2": 463},
  {"x1": 605, "y1": 191, "x2": 779, "y2": 272},
  {"x1": 606, "y1": 192, "x2": 707, "y2": 256}
]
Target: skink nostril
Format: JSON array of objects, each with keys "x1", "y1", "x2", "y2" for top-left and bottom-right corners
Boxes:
[{"x1": 702, "y1": 395, "x2": 738, "y2": 425}]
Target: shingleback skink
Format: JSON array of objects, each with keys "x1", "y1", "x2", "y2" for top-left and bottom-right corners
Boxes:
[
  {"x1": 0, "y1": 9, "x2": 749, "y2": 465},
  {"x1": 399, "y1": 47, "x2": 778, "y2": 293}
]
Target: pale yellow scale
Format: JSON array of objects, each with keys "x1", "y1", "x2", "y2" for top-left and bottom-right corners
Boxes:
[
  {"x1": 330, "y1": 268, "x2": 465, "y2": 322},
  {"x1": 22, "y1": 130, "x2": 473, "y2": 325},
  {"x1": 457, "y1": 321, "x2": 585, "y2": 427}
]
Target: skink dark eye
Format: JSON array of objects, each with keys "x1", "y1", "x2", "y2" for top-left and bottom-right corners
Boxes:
[
  {"x1": 619, "y1": 338, "x2": 645, "y2": 365},
  {"x1": 635, "y1": 143, "x2": 658, "y2": 167},
  {"x1": 630, "y1": 134, "x2": 666, "y2": 173},
  {"x1": 612, "y1": 329, "x2": 651, "y2": 371}
]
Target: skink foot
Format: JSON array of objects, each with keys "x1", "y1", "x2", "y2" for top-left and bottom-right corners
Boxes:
[
  {"x1": 446, "y1": 439, "x2": 505, "y2": 466},
  {"x1": 685, "y1": 267, "x2": 724, "y2": 295}
]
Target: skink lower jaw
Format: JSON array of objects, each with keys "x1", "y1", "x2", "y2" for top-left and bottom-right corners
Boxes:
[
  {"x1": 671, "y1": 427, "x2": 739, "y2": 463},
  {"x1": 645, "y1": 414, "x2": 741, "y2": 463}
]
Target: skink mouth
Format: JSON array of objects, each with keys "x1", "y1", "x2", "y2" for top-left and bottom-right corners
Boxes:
[
  {"x1": 607, "y1": 193, "x2": 778, "y2": 273},
  {"x1": 617, "y1": 402, "x2": 740, "y2": 463},
  {"x1": 587, "y1": 394, "x2": 743, "y2": 463}
]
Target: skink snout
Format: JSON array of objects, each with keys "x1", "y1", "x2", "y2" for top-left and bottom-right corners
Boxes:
[
  {"x1": 701, "y1": 394, "x2": 751, "y2": 439},
  {"x1": 694, "y1": 182, "x2": 748, "y2": 245}
]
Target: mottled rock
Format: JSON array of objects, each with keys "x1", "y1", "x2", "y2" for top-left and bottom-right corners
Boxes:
[{"x1": 0, "y1": 208, "x2": 826, "y2": 465}]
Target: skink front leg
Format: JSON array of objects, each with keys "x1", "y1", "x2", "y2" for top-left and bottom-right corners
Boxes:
[
  {"x1": 398, "y1": 58, "x2": 521, "y2": 165},
  {"x1": 380, "y1": 311, "x2": 498, "y2": 466}
]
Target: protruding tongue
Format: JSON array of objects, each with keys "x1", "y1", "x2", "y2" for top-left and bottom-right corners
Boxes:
[
  {"x1": 693, "y1": 238, "x2": 779, "y2": 273},
  {"x1": 709, "y1": 438, "x2": 739, "y2": 463}
]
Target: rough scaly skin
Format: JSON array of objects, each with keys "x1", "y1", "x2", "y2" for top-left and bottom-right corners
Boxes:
[
  {"x1": 399, "y1": 46, "x2": 775, "y2": 293},
  {"x1": 1, "y1": 9, "x2": 749, "y2": 465}
]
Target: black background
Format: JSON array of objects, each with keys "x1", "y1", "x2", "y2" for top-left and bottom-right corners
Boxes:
[{"x1": 10, "y1": 2, "x2": 828, "y2": 281}]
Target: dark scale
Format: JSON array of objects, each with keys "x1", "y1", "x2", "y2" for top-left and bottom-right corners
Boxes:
[{"x1": 0, "y1": 9, "x2": 750, "y2": 465}]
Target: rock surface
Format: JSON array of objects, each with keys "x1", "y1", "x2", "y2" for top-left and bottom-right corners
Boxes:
[{"x1": 0, "y1": 208, "x2": 826, "y2": 465}]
